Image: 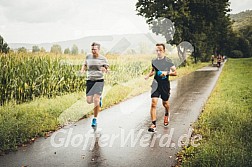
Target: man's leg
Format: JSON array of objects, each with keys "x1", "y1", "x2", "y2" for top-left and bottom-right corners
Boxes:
[
  {"x1": 161, "y1": 83, "x2": 170, "y2": 126},
  {"x1": 162, "y1": 100, "x2": 170, "y2": 126},
  {"x1": 162, "y1": 100, "x2": 169, "y2": 115},
  {"x1": 87, "y1": 80, "x2": 104, "y2": 127},
  {"x1": 91, "y1": 94, "x2": 100, "y2": 128},
  {"x1": 150, "y1": 98, "x2": 158, "y2": 122},
  {"x1": 86, "y1": 80, "x2": 94, "y2": 104},
  {"x1": 148, "y1": 98, "x2": 158, "y2": 132},
  {"x1": 93, "y1": 94, "x2": 101, "y2": 118},
  {"x1": 86, "y1": 95, "x2": 94, "y2": 104},
  {"x1": 90, "y1": 94, "x2": 102, "y2": 128}
]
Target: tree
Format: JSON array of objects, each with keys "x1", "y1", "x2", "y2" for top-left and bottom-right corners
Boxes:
[
  {"x1": 32, "y1": 45, "x2": 40, "y2": 53},
  {"x1": 50, "y1": 44, "x2": 62, "y2": 54},
  {"x1": 136, "y1": 0, "x2": 233, "y2": 62},
  {"x1": 17, "y1": 47, "x2": 27, "y2": 53},
  {"x1": 71, "y1": 44, "x2": 79, "y2": 55},
  {"x1": 239, "y1": 25, "x2": 252, "y2": 57},
  {"x1": 240, "y1": 26, "x2": 252, "y2": 43},
  {"x1": 136, "y1": 0, "x2": 191, "y2": 63},
  {"x1": 230, "y1": 50, "x2": 243, "y2": 58},
  {"x1": 0, "y1": 35, "x2": 10, "y2": 54},
  {"x1": 237, "y1": 37, "x2": 250, "y2": 58},
  {"x1": 64, "y1": 48, "x2": 71, "y2": 54},
  {"x1": 187, "y1": 0, "x2": 232, "y2": 61},
  {"x1": 40, "y1": 47, "x2": 46, "y2": 53}
]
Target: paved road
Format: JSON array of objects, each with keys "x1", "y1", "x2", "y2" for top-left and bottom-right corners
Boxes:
[{"x1": 0, "y1": 64, "x2": 224, "y2": 167}]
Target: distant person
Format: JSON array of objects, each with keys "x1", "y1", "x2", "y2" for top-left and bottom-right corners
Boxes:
[
  {"x1": 211, "y1": 55, "x2": 214, "y2": 66},
  {"x1": 217, "y1": 54, "x2": 222, "y2": 68},
  {"x1": 80, "y1": 42, "x2": 109, "y2": 128},
  {"x1": 144, "y1": 43, "x2": 177, "y2": 132},
  {"x1": 223, "y1": 55, "x2": 227, "y2": 62}
]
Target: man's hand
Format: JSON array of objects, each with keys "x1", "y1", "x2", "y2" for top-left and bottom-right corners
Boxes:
[
  {"x1": 169, "y1": 66, "x2": 177, "y2": 76},
  {"x1": 100, "y1": 67, "x2": 108, "y2": 73},
  {"x1": 80, "y1": 64, "x2": 86, "y2": 74},
  {"x1": 160, "y1": 71, "x2": 168, "y2": 77}
]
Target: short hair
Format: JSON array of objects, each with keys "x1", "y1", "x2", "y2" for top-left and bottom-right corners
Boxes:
[
  {"x1": 156, "y1": 43, "x2": 165, "y2": 51},
  {"x1": 91, "y1": 42, "x2": 100, "y2": 49}
]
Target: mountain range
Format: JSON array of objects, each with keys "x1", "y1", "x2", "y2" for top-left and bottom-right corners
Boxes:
[
  {"x1": 9, "y1": 33, "x2": 166, "y2": 54},
  {"x1": 230, "y1": 10, "x2": 252, "y2": 31}
]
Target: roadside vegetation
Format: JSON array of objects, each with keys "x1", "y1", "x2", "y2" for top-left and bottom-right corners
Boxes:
[{"x1": 178, "y1": 58, "x2": 252, "y2": 167}]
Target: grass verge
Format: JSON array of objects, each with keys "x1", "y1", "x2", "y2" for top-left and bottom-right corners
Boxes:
[{"x1": 177, "y1": 58, "x2": 252, "y2": 166}]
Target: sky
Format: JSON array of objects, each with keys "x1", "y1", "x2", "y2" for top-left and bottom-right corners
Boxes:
[{"x1": 0, "y1": 0, "x2": 251, "y2": 44}]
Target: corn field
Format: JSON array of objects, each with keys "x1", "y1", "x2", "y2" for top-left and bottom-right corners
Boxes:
[
  {"x1": 0, "y1": 53, "x2": 152, "y2": 105},
  {"x1": 0, "y1": 53, "x2": 85, "y2": 105},
  {"x1": 105, "y1": 60, "x2": 149, "y2": 85}
]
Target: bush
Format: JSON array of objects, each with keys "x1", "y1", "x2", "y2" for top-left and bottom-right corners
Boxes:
[{"x1": 230, "y1": 50, "x2": 243, "y2": 58}]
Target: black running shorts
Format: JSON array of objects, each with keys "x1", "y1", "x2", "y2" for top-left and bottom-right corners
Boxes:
[
  {"x1": 151, "y1": 80, "x2": 170, "y2": 101},
  {"x1": 86, "y1": 79, "x2": 104, "y2": 96}
]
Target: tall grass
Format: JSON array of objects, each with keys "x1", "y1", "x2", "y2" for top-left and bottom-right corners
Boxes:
[
  {"x1": 179, "y1": 58, "x2": 252, "y2": 167},
  {"x1": 0, "y1": 53, "x2": 154, "y2": 105},
  {"x1": 105, "y1": 55, "x2": 152, "y2": 85},
  {"x1": 0, "y1": 52, "x2": 85, "y2": 104}
]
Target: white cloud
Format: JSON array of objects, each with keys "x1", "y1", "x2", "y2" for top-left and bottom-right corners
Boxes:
[
  {"x1": 0, "y1": 0, "x2": 150, "y2": 43},
  {"x1": 229, "y1": 0, "x2": 252, "y2": 13},
  {"x1": 1, "y1": 0, "x2": 76, "y2": 23}
]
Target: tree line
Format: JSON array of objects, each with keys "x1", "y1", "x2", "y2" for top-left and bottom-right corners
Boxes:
[
  {"x1": 136, "y1": 0, "x2": 252, "y2": 62},
  {"x1": 0, "y1": 37, "x2": 83, "y2": 55},
  {"x1": 22, "y1": 44, "x2": 83, "y2": 55},
  {"x1": 0, "y1": 35, "x2": 10, "y2": 54}
]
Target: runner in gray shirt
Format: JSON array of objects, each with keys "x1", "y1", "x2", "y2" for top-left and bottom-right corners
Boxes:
[{"x1": 80, "y1": 42, "x2": 109, "y2": 128}]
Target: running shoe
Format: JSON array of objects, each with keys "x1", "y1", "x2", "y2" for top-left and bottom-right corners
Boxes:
[
  {"x1": 91, "y1": 118, "x2": 97, "y2": 127},
  {"x1": 148, "y1": 124, "x2": 156, "y2": 132},
  {"x1": 164, "y1": 115, "x2": 169, "y2": 126}
]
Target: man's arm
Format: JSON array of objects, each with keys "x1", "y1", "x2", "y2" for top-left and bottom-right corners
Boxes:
[
  {"x1": 101, "y1": 58, "x2": 109, "y2": 73},
  {"x1": 80, "y1": 63, "x2": 87, "y2": 73},
  {"x1": 169, "y1": 65, "x2": 177, "y2": 76},
  {"x1": 145, "y1": 67, "x2": 155, "y2": 80}
]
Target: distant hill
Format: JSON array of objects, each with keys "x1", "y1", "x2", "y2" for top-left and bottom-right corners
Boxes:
[
  {"x1": 9, "y1": 33, "x2": 166, "y2": 54},
  {"x1": 230, "y1": 10, "x2": 252, "y2": 31}
]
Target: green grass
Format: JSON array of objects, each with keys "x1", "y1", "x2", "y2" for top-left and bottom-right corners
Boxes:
[
  {"x1": 0, "y1": 92, "x2": 83, "y2": 152},
  {"x1": 0, "y1": 54, "x2": 208, "y2": 153},
  {"x1": 179, "y1": 58, "x2": 252, "y2": 167}
]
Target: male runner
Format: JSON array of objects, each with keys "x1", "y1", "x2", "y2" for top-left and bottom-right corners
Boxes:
[
  {"x1": 80, "y1": 42, "x2": 109, "y2": 127},
  {"x1": 145, "y1": 43, "x2": 177, "y2": 132}
]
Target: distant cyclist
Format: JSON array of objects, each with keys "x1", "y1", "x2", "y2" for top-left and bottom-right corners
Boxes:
[
  {"x1": 145, "y1": 43, "x2": 177, "y2": 132},
  {"x1": 80, "y1": 42, "x2": 109, "y2": 128}
]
